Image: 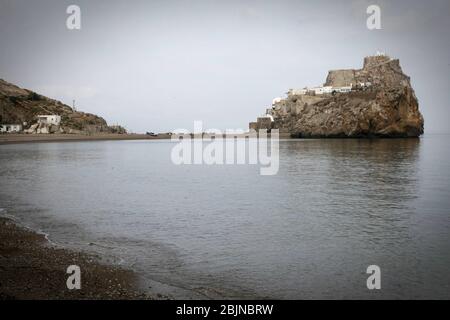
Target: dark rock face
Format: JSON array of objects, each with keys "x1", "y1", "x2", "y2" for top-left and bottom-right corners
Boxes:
[
  {"x1": 0, "y1": 79, "x2": 126, "y2": 134},
  {"x1": 256, "y1": 56, "x2": 424, "y2": 138}
]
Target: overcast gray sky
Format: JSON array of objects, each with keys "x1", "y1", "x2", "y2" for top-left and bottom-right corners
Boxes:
[{"x1": 0, "y1": 0, "x2": 449, "y2": 133}]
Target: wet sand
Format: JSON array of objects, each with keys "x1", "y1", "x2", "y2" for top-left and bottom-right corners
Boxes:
[
  {"x1": 0, "y1": 133, "x2": 171, "y2": 145},
  {"x1": 0, "y1": 217, "x2": 154, "y2": 300}
]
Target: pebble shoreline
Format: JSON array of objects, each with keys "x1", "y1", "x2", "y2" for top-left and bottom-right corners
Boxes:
[{"x1": 0, "y1": 217, "x2": 154, "y2": 300}]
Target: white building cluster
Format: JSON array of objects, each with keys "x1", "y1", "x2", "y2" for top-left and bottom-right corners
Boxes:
[
  {"x1": 259, "y1": 82, "x2": 373, "y2": 122},
  {"x1": 287, "y1": 82, "x2": 371, "y2": 97},
  {"x1": 1, "y1": 115, "x2": 62, "y2": 134}
]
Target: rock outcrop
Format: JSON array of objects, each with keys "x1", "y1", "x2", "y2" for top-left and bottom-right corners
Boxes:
[
  {"x1": 0, "y1": 79, "x2": 126, "y2": 134},
  {"x1": 251, "y1": 55, "x2": 424, "y2": 138}
]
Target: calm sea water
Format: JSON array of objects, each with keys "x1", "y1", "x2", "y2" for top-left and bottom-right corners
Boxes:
[{"x1": 1, "y1": 135, "x2": 450, "y2": 299}]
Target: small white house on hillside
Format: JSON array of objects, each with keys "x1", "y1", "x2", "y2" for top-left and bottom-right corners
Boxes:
[
  {"x1": 37, "y1": 115, "x2": 61, "y2": 126},
  {"x1": 0, "y1": 124, "x2": 22, "y2": 133}
]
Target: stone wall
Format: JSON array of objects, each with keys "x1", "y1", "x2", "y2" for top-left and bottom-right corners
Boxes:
[
  {"x1": 363, "y1": 55, "x2": 391, "y2": 69},
  {"x1": 324, "y1": 69, "x2": 356, "y2": 87},
  {"x1": 248, "y1": 118, "x2": 272, "y2": 131}
]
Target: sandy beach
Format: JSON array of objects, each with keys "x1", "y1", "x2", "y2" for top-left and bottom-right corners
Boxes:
[
  {"x1": 0, "y1": 217, "x2": 154, "y2": 300},
  {"x1": 0, "y1": 133, "x2": 290, "y2": 146},
  {"x1": 0, "y1": 133, "x2": 171, "y2": 145}
]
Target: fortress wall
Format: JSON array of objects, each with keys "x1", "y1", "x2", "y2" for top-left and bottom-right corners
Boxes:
[
  {"x1": 363, "y1": 55, "x2": 391, "y2": 69},
  {"x1": 324, "y1": 69, "x2": 356, "y2": 87}
]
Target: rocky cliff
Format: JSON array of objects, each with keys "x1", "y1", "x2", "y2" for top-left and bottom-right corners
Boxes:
[
  {"x1": 251, "y1": 55, "x2": 424, "y2": 138},
  {"x1": 0, "y1": 79, "x2": 126, "y2": 134}
]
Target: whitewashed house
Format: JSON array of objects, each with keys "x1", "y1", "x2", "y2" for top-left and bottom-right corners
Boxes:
[
  {"x1": 285, "y1": 81, "x2": 360, "y2": 100},
  {"x1": 334, "y1": 86, "x2": 352, "y2": 93},
  {"x1": 311, "y1": 86, "x2": 334, "y2": 95},
  {"x1": 310, "y1": 87, "x2": 322, "y2": 95},
  {"x1": 0, "y1": 124, "x2": 22, "y2": 133},
  {"x1": 37, "y1": 115, "x2": 61, "y2": 126},
  {"x1": 322, "y1": 86, "x2": 333, "y2": 94},
  {"x1": 288, "y1": 86, "x2": 333, "y2": 95}
]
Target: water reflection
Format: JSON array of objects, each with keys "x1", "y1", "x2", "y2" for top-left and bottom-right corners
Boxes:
[{"x1": 1, "y1": 137, "x2": 449, "y2": 299}]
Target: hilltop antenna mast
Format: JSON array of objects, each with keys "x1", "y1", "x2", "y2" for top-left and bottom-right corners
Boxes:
[{"x1": 73, "y1": 99, "x2": 76, "y2": 111}]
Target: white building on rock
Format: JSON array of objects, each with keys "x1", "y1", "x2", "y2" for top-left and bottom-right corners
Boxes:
[
  {"x1": 288, "y1": 84, "x2": 360, "y2": 96},
  {"x1": 0, "y1": 124, "x2": 22, "y2": 133},
  {"x1": 37, "y1": 115, "x2": 61, "y2": 126},
  {"x1": 310, "y1": 86, "x2": 333, "y2": 95}
]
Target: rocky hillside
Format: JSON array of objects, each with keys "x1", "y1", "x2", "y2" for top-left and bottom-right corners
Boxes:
[
  {"x1": 251, "y1": 55, "x2": 424, "y2": 138},
  {"x1": 0, "y1": 79, "x2": 126, "y2": 134}
]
